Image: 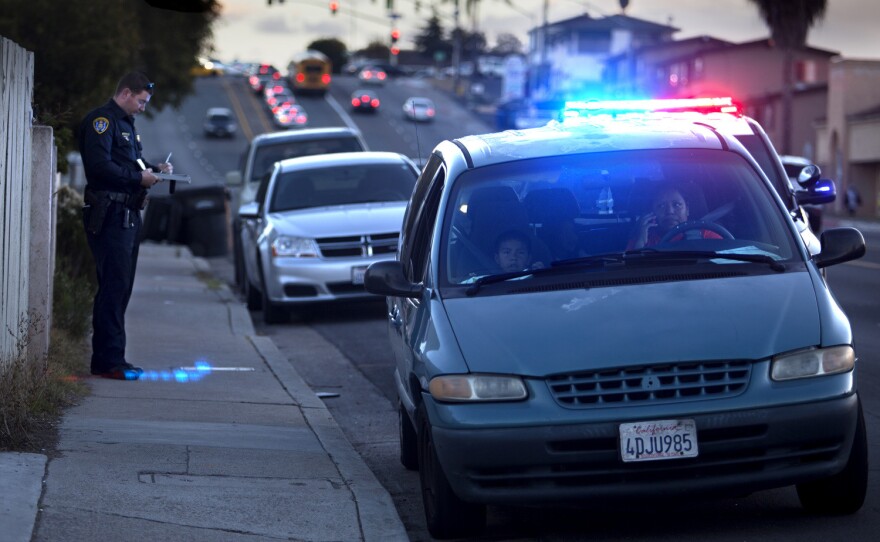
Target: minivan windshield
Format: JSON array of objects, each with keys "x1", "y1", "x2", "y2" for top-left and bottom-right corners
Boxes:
[{"x1": 441, "y1": 149, "x2": 801, "y2": 286}]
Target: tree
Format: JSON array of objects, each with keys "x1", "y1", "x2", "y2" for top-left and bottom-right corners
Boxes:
[
  {"x1": 746, "y1": 0, "x2": 827, "y2": 154},
  {"x1": 414, "y1": 12, "x2": 451, "y2": 60},
  {"x1": 0, "y1": 0, "x2": 219, "y2": 167},
  {"x1": 358, "y1": 40, "x2": 391, "y2": 62},
  {"x1": 307, "y1": 38, "x2": 348, "y2": 74},
  {"x1": 492, "y1": 33, "x2": 523, "y2": 56}
]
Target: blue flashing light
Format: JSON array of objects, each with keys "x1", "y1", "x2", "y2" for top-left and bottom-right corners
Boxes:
[
  {"x1": 563, "y1": 97, "x2": 739, "y2": 118},
  {"x1": 194, "y1": 360, "x2": 213, "y2": 373},
  {"x1": 174, "y1": 369, "x2": 190, "y2": 383}
]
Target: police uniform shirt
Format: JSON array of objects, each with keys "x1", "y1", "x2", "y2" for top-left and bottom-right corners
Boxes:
[{"x1": 78, "y1": 99, "x2": 155, "y2": 195}]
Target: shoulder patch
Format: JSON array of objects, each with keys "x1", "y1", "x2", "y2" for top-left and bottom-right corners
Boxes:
[{"x1": 92, "y1": 117, "x2": 110, "y2": 134}]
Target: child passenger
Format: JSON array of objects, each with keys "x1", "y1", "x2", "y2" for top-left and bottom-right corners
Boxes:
[{"x1": 493, "y1": 230, "x2": 544, "y2": 273}]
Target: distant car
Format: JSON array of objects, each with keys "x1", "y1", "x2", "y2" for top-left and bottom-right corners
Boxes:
[
  {"x1": 351, "y1": 89, "x2": 380, "y2": 113},
  {"x1": 272, "y1": 103, "x2": 308, "y2": 129},
  {"x1": 780, "y1": 155, "x2": 827, "y2": 232},
  {"x1": 357, "y1": 66, "x2": 387, "y2": 85},
  {"x1": 238, "y1": 152, "x2": 420, "y2": 323},
  {"x1": 248, "y1": 64, "x2": 281, "y2": 94},
  {"x1": 190, "y1": 57, "x2": 223, "y2": 77},
  {"x1": 203, "y1": 107, "x2": 237, "y2": 138},
  {"x1": 402, "y1": 97, "x2": 435, "y2": 122}
]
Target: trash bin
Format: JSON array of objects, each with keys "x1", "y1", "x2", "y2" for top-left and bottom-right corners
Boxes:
[
  {"x1": 171, "y1": 184, "x2": 229, "y2": 257},
  {"x1": 141, "y1": 194, "x2": 182, "y2": 243}
]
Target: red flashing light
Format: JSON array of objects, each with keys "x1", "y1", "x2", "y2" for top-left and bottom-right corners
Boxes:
[{"x1": 564, "y1": 97, "x2": 741, "y2": 117}]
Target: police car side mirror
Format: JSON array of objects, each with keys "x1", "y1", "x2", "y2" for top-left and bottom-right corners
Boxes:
[
  {"x1": 814, "y1": 227, "x2": 865, "y2": 268},
  {"x1": 796, "y1": 178, "x2": 836, "y2": 206},
  {"x1": 796, "y1": 164, "x2": 821, "y2": 186},
  {"x1": 364, "y1": 261, "x2": 423, "y2": 298}
]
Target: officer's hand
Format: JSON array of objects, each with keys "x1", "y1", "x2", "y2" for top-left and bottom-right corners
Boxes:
[
  {"x1": 140, "y1": 169, "x2": 160, "y2": 188},
  {"x1": 159, "y1": 162, "x2": 173, "y2": 174}
]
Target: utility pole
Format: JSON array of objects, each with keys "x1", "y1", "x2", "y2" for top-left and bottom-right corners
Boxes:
[{"x1": 452, "y1": 0, "x2": 462, "y2": 97}]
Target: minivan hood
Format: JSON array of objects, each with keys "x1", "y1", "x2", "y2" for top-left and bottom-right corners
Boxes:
[
  {"x1": 444, "y1": 273, "x2": 819, "y2": 376},
  {"x1": 268, "y1": 203, "x2": 406, "y2": 238}
]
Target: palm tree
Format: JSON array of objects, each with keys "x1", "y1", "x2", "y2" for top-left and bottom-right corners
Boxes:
[{"x1": 746, "y1": 0, "x2": 827, "y2": 154}]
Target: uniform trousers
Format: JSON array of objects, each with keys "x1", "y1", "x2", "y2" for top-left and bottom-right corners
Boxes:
[{"x1": 83, "y1": 202, "x2": 141, "y2": 372}]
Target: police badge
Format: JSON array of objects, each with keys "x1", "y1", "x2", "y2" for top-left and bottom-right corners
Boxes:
[{"x1": 93, "y1": 117, "x2": 110, "y2": 134}]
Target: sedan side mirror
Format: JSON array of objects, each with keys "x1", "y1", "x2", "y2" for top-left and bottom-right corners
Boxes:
[
  {"x1": 238, "y1": 201, "x2": 259, "y2": 219},
  {"x1": 814, "y1": 227, "x2": 866, "y2": 268},
  {"x1": 796, "y1": 164, "x2": 821, "y2": 186},
  {"x1": 364, "y1": 261, "x2": 423, "y2": 298},
  {"x1": 796, "y1": 178, "x2": 836, "y2": 206}
]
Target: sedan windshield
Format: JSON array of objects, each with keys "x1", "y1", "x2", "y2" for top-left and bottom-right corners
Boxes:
[
  {"x1": 441, "y1": 149, "x2": 801, "y2": 287},
  {"x1": 251, "y1": 137, "x2": 365, "y2": 182},
  {"x1": 270, "y1": 162, "x2": 417, "y2": 212}
]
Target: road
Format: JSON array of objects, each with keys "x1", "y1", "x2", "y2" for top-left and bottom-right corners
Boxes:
[{"x1": 136, "y1": 73, "x2": 880, "y2": 541}]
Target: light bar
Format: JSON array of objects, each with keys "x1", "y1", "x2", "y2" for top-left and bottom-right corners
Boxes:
[{"x1": 564, "y1": 97, "x2": 739, "y2": 116}]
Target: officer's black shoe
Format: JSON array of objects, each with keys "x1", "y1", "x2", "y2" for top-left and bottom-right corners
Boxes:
[{"x1": 92, "y1": 364, "x2": 143, "y2": 381}]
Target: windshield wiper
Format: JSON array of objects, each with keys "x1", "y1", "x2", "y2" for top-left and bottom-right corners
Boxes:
[
  {"x1": 465, "y1": 269, "x2": 538, "y2": 295},
  {"x1": 553, "y1": 249, "x2": 787, "y2": 272}
]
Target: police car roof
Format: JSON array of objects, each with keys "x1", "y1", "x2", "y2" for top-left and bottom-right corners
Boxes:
[{"x1": 451, "y1": 116, "x2": 740, "y2": 169}]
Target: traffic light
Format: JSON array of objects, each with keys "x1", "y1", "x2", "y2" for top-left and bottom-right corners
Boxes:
[
  {"x1": 330, "y1": 1, "x2": 338, "y2": 14},
  {"x1": 391, "y1": 29, "x2": 400, "y2": 44},
  {"x1": 390, "y1": 46, "x2": 400, "y2": 56}
]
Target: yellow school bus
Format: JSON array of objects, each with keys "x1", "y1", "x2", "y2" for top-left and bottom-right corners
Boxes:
[{"x1": 287, "y1": 50, "x2": 331, "y2": 96}]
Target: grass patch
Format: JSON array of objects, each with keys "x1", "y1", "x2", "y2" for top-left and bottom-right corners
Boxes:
[
  {"x1": 0, "y1": 325, "x2": 90, "y2": 453},
  {"x1": 196, "y1": 270, "x2": 223, "y2": 290}
]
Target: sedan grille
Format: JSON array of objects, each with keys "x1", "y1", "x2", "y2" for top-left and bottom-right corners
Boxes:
[
  {"x1": 316, "y1": 232, "x2": 398, "y2": 258},
  {"x1": 547, "y1": 360, "x2": 751, "y2": 408}
]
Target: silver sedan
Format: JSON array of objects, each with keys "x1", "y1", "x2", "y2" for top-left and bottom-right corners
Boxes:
[{"x1": 238, "y1": 152, "x2": 419, "y2": 323}]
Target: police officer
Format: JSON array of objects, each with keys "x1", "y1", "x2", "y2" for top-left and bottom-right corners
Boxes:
[{"x1": 78, "y1": 71, "x2": 172, "y2": 380}]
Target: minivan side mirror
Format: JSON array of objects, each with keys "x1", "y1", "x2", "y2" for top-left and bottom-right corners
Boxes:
[
  {"x1": 796, "y1": 178, "x2": 836, "y2": 206},
  {"x1": 364, "y1": 261, "x2": 423, "y2": 298},
  {"x1": 226, "y1": 170, "x2": 243, "y2": 186},
  {"x1": 814, "y1": 227, "x2": 866, "y2": 268}
]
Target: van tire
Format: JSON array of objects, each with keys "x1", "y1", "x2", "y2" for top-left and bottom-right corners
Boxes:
[{"x1": 796, "y1": 399, "x2": 868, "y2": 515}]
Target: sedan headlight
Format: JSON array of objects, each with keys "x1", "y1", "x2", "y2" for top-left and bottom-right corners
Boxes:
[
  {"x1": 771, "y1": 345, "x2": 855, "y2": 381},
  {"x1": 271, "y1": 236, "x2": 318, "y2": 258},
  {"x1": 428, "y1": 374, "x2": 527, "y2": 402}
]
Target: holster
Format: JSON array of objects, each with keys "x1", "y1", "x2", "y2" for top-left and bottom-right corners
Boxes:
[
  {"x1": 83, "y1": 189, "x2": 112, "y2": 235},
  {"x1": 132, "y1": 189, "x2": 149, "y2": 211}
]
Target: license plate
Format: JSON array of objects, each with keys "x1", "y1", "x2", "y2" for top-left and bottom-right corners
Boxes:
[
  {"x1": 351, "y1": 265, "x2": 368, "y2": 285},
  {"x1": 619, "y1": 419, "x2": 698, "y2": 463}
]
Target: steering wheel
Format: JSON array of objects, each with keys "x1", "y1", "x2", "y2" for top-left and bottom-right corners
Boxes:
[{"x1": 659, "y1": 220, "x2": 734, "y2": 244}]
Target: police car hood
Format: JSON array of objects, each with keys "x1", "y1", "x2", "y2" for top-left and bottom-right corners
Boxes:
[{"x1": 444, "y1": 273, "x2": 819, "y2": 376}]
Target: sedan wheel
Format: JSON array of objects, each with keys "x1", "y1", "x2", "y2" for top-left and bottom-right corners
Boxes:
[
  {"x1": 417, "y1": 408, "x2": 485, "y2": 539},
  {"x1": 258, "y1": 262, "x2": 288, "y2": 324},
  {"x1": 796, "y1": 399, "x2": 868, "y2": 514}
]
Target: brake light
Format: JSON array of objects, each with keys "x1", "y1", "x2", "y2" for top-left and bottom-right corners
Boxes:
[
  {"x1": 563, "y1": 97, "x2": 740, "y2": 117},
  {"x1": 322, "y1": 73, "x2": 331, "y2": 85},
  {"x1": 371, "y1": 98, "x2": 380, "y2": 107},
  {"x1": 296, "y1": 73, "x2": 305, "y2": 83},
  {"x1": 352, "y1": 98, "x2": 361, "y2": 106}
]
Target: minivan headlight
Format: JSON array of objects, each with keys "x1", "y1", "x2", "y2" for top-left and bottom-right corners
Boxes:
[
  {"x1": 771, "y1": 346, "x2": 855, "y2": 381},
  {"x1": 271, "y1": 236, "x2": 318, "y2": 258},
  {"x1": 428, "y1": 374, "x2": 527, "y2": 402}
]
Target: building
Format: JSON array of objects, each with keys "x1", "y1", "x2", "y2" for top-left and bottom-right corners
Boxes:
[
  {"x1": 526, "y1": 13, "x2": 677, "y2": 99},
  {"x1": 815, "y1": 59, "x2": 880, "y2": 217}
]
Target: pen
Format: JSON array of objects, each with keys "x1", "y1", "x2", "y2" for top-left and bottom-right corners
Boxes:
[{"x1": 165, "y1": 152, "x2": 172, "y2": 164}]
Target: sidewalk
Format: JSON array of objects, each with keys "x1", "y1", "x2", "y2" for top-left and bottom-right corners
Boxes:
[{"x1": 0, "y1": 243, "x2": 408, "y2": 542}]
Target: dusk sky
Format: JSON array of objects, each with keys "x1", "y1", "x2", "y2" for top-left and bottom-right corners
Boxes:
[{"x1": 211, "y1": 0, "x2": 880, "y2": 69}]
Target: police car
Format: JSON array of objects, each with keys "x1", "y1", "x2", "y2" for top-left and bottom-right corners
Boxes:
[{"x1": 365, "y1": 101, "x2": 866, "y2": 539}]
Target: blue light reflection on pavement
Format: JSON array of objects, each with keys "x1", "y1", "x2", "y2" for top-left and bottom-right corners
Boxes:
[{"x1": 137, "y1": 360, "x2": 214, "y2": 383}]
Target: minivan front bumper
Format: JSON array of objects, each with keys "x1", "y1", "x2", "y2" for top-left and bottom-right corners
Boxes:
[{"x1": 427, "y1": 392, "x2": 859, "y2": 505}]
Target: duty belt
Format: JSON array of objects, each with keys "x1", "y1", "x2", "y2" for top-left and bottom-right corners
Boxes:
[{"x1": 85, "y1": 188, "x2": 138, "y2": 208}]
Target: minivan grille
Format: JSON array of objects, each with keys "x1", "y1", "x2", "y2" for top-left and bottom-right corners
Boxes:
[
  {"x1": 547, "y1": 360, "x2": 751, "y2": 407},
  {"x1": 316, "y1": 232, "x2": 398, "y2": 258}
]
